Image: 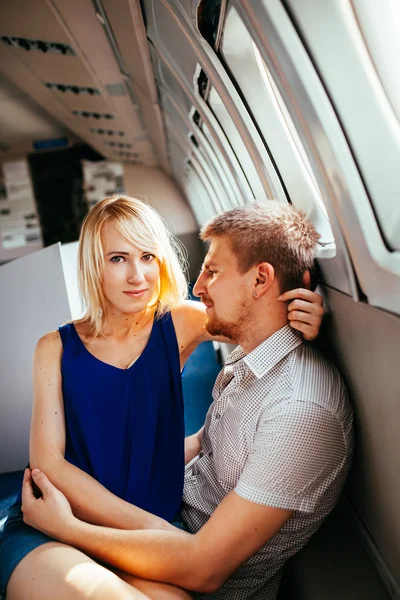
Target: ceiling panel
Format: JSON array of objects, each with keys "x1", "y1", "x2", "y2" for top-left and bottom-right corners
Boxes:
[{"x1": 0, "y1": 0, "x2": 164, "y2": 168}]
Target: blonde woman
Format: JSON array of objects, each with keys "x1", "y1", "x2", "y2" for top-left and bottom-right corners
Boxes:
[{"x1": 0, "y1": 196, "x2": 324, "y2": 600}]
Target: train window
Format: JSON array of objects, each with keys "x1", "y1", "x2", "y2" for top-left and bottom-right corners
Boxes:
[
  {"x1": 208, "y1": 86, "x2": 265, "y2": 202},
  {"x1": 282, "y1": 0, "x2": 400, "y2": 313},
  {"x1": 184, "y1": 162, "x2": 216, "y2": 225},
  {"x1": 189, "y1": 109, "x2": 242, "y2": 208},
  {"x1": 192, "y1": 66, "x2": 255, "y2": 205},
  {"x1": 220, "y1": 9, "x2": 334, "y2": 253},
  {"x1": 231, "y1": 0, "x2": 400, "y2": 312},
  {"x1": 188, "y1": 154, "x2": 221, "y2": 216},
  {"x1": 162, "y1": 90, "x2": 228, "y2": 213},
  {"x1": 189, "y1": 134, "x2": 231, "y2": 211},
  {"x1": 287, "y1": 0, "x2": 400, "y2": 254},
  {"x1": 201, "y1": 121, "x2": 247, "y2": 206}
]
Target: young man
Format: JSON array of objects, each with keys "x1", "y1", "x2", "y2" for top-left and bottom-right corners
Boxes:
[{"x1": 20, "y1": 202, "x2": 353, "y2": 600}]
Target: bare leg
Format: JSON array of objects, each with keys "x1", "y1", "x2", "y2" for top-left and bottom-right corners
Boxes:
[
  {"x1": 116, "y1": 571, "x2": 193, "y2": 600},
  {"x1": 7, "y1": 542, "x2": 153, "y2": 600}
]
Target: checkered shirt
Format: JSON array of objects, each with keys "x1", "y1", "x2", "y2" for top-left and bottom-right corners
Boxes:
[{"x1": 181, "y1": 325, "x2": 353, "y2": 600}]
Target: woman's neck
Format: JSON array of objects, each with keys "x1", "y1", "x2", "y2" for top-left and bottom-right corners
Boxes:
[{"x1": 101, "y1": 307, "x2": 153, "y2": 338}]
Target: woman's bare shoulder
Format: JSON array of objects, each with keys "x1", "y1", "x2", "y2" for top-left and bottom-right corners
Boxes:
[
  {"x1": 171, "y1": 300, "x2": 207, "y2": 348},
  {"x1": 35, "y1": 329, "x2": 62, "y2": 358},
  {"x1": 171, "y1": 299, "x2": 206, "y2": 322}
]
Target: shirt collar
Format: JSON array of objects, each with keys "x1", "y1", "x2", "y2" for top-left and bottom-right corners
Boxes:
[{"x1": 232, "y1": 325, "x2": 304, "y2": 379}]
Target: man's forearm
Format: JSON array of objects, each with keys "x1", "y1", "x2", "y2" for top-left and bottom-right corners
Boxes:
[
  {"x1": 38, "y1": 458, "x2": 171, "y2": 531},
  {"x1": 63, "y1": 519, "x2": 208, "y2": 592}
]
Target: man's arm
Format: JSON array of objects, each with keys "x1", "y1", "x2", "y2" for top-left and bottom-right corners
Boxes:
[
  {"x1": 30, "y1": 333, "x2": 170, "y2": 532},
  {"x1": 22, "y1": 470, "x2": 292, "y2": 594},
  {"x1": 22, "y1": 402, "x2": 346, "y2": 592}
]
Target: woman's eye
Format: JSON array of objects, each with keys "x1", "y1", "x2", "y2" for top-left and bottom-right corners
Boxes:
[
  {"x1": 110, "y1": 255, "x2": 125, "y2": 263},
  {"x1": 142, "y1": 253, "x2": 155, "y2": 262}
]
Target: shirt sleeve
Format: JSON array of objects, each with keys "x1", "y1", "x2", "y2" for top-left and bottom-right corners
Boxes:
[{"x1": 235, "y1": 401, "x2": 348, "y2": 513}]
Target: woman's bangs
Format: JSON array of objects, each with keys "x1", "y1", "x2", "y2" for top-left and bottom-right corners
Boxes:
[{"x1": 112, "y1": 214, "x2": 162, "y2": 259}]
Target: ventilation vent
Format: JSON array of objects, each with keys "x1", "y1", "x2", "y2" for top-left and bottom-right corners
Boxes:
[
  {"x1": 116, "y1": 151, "x2": 138, "y2": 158},
  {"x1": 46, "y1": 83, "x2": 99, "y2": 95},
  {"x1": 1, "y1": 36, "x2": 75, "y2": 55},
  {"x1": 106, "y1": 83, "x2": 127, "y2": 97},
  {"x1": 134, "y1": 134, "x2": 150, "y2": 142},
  {"x1": 105, "y1": 142, "x2": 133, "y2": 149},
  {"x1": 73, "y1": 110, "x2": 114, "y2": 120},
  {"x1": 90, "y1": 128, "x2": 125, "y2": 136}
]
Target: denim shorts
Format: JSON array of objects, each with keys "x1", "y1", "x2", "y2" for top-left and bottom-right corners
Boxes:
[{"x1": 0, "y1": 504, "x2": 54, "y2": 597}]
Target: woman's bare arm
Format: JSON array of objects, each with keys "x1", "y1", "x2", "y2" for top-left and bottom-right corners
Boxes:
[
  {"x1": 184, "y1": 427, "x2": 204, "y2": 465},
  {"x1": 29, "y1": 331, "x2": 171, "y2": 532}
]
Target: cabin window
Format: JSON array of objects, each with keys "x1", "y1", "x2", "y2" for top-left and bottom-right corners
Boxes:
[
  {"x1": 198, "y1": 121, "x2": 246, "y2": 208},
  {"x1": 220, "y1": 8, "x2": 335, "y2": 253},
  {"x1": 288, "y1": 0, "x2": 400, "y2": 253},
  {"x1": 207, "y1": 86, "x2": 264, "y2": 203},
  {"x1": 189, "y1": 110, "x2": 242, "y2": 209},
  {"x1": 184, "y1": 161, "x2": 216, "y2": 225},
  {"x1": 189, "y1": 134, "x2": 231, "y2": 211}
]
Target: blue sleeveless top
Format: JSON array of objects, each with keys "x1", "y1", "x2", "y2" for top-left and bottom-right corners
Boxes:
[{"x1": 57, "y1": 313, "x2": 185, "y2": 521}]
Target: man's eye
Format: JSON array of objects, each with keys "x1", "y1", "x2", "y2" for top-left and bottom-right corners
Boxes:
[{"x1": 110, "y1": 255, "x2": 125, "y2": 263}]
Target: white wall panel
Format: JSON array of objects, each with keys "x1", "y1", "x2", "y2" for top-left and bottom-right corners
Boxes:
[{"x1": 0, "y1": 244, "x2": 72, "y2": 473}]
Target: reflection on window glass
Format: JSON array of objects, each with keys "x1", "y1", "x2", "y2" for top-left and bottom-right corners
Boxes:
[{"x1": 252, "y1": 42, "x2": 329, "y2": 221}]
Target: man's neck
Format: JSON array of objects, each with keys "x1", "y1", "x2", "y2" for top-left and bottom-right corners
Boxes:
[{"x1": 238, "y1": 302, "x2": 288, "y2": 354}]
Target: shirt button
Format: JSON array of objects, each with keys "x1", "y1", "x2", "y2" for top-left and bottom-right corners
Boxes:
[{"x1": 215, "y1": 413, "x2": 221, "y2": 420}]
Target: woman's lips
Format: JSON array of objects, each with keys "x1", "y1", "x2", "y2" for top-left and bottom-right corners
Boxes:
[{"x1": 123, "y1": 289, "x2": 147, "y2": 297}]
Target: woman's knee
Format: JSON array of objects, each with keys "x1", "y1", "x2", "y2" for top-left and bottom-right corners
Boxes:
[
  {"x1": 6, "y1": 541, "x2": 149, "y2": 600},
  {"x1": 116, "y1": 572, "x2": 193, "y2": 600}
]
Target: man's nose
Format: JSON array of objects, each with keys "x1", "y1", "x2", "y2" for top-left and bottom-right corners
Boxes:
[{"x1": 193, "y1": 271, "x2": 206, "y2": 298}]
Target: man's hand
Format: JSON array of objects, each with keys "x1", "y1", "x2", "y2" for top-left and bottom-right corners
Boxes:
[
  {"x1": 22, "y1": 468, "x2": 77, "y2": 542},
  {"x1": 278, "y1": 287, "x2": 324, "y2": 342}
]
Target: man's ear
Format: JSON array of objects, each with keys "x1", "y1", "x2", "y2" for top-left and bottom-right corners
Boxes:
[{"x1": 254, "y1": 262, "x2": 275, "y2": 297}]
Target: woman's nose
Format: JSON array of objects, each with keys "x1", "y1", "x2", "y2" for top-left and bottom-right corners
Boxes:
[{"x1": 127, "y1": 263, "x2": 145, "y2": 284}]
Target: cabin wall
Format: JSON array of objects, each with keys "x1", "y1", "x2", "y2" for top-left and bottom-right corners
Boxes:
[
  {"x1": 281, "y1": 286, "x2": 400, "y2": 599},
  {"x1": 124, "y1": 164, "x2": 205, "y2": 281}
]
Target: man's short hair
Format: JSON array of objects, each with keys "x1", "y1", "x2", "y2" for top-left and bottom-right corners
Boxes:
[{"x1": 200, "y1": 201, "x2": 321, "y2": 292}]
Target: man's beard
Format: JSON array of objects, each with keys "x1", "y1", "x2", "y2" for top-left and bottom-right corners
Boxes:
[
  {"x1": 204, "y1": 302, "x2": 250, "y2": 343},
  {"x1": 205, "y1": 314, "x2": 241, "y2": 342}
]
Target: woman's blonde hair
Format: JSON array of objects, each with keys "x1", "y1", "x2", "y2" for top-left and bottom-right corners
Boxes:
[{"x1": 76, "y1": 195, "x2": 188, "y2": 335}]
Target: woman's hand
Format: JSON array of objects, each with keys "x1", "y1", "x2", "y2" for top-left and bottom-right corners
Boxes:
[
  {"x1": 22, "y1": 468, "x2": 76, "y2": 542},
  {"x1": 278, "y1": 288, "x2": 324, "y2": 342}
]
